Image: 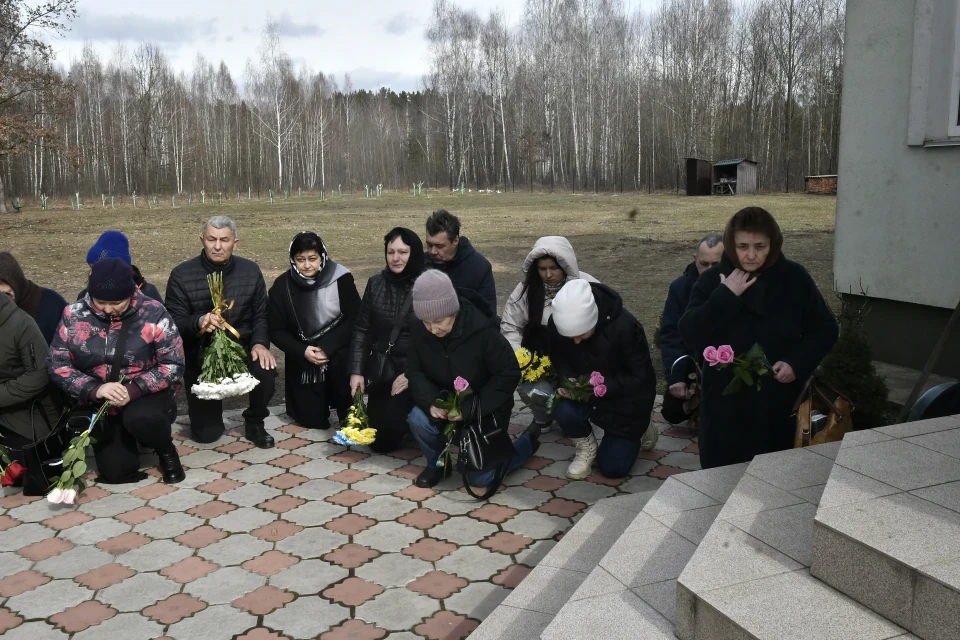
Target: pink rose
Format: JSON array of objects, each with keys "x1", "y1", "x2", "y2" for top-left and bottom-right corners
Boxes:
[
  {"x1": 716, "y1": 345, "x2": 735, "y2": 365},
  {"x1": 590, "y1": 371, "x2": 605, "y2": 386},
  {"x1": 594, "y1": 384, "x2": 607, "y2": 398},
  {"x1": 703, "y1": 346, "x2": 720, "y2": 366},
  {"x1": 454, "y1": 376, "x2": 470, "y2": 393}
]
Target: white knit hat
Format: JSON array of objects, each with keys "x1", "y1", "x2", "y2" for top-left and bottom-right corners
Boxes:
[{"x1": 552, "y1": 279, "x2": 598, "y2": 337}]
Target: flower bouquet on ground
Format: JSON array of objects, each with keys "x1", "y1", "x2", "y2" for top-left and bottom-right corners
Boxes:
[
  {"x1": 703, "y1": 343, "x2": 777, "y2": 396},
  {"x1": 433, "y1": 376, "x2": 472, "y2": 470},
  {"x1": 0, "y1": 442, "x2": 24, "y2": 488},
  {"x1": 47, "y1": 394, "x2": 115, "y2": 504},
  {"x1": 334, "y1": 389, "x2": 377, "y2": 447},
  {"x1": 191, "y1": 272, "x2": 260, "y2": 400},
  {"x1": 546, "y1": 371, "x2": 606, "y2": 413},
  {"x1": 515, "y1": 348, "x2": 554, "y2": 383}
]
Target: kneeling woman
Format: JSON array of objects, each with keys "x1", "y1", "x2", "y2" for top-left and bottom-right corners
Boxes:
[
  {"x1": 406, "y1": 270, "x2": 538, "y2": 490},
  {"x1": 47, "y1": 259, "x2": 186, "y2": 484},
  {"x1": 269, "y1": 232, "x2": 361, "y2": 429}
]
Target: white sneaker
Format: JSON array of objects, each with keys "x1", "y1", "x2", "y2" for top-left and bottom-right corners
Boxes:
[
  {"x1": 640, "y1": 424, "x2": 660, "y2": 451},
  {"x1": 566, "y1": 433, "x2": 598, "y2": 479}
]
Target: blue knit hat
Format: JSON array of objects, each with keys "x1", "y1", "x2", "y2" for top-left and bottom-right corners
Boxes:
[
  {"x1": 88, "y1": 258, "x2": 135, "y2": 301},
  {"x1": 86, "y1": 231, "x2": 132, "y2": 265}
]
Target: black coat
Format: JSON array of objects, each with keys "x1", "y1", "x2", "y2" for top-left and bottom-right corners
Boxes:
[
  {"x1": 407, "y1": 293, "x2": 519, "y2": 428},
  {"x1": 36, "y1": 288, "x2": 68, "y2": 346},
  {"x1": 679, "y1": 254, "x2": 839, "y2": 468},
  {"x1": 547, "y1": 283, "x2": 657, "y2": 442},
  {"x1": 348, "y1": 272, "x2": 417, "y2": 378},
  {"x1": 660, "y1": 262, "x2": 699, "y2": 385},
  {"x1": 425, "y1": 237, "x2": 497, "y2": 316},
  {"x1": 164, "y1": 253, "x2": 270, "y2": 358},
  {"x1": 268, "y1": 271, "x2": 361, "y2": 370}
]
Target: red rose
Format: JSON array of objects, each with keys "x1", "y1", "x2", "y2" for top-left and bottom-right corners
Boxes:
[{"x1": 1, "y1": 462, "x2": 25, "y2": 487}]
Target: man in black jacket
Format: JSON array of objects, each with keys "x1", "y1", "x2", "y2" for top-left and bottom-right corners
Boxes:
[
  {"x1": 658, "y1": 233, "x2": 723, "y2": 426},
  {"x1": 548, "y1": 280, "x2": 657, "y2": 480},
  {"x1": 423, "y1": 210, "x2": 497, "y2": 316},
  {"x1": 165, "y1": 216, "x2": 276, "y2": 448}
]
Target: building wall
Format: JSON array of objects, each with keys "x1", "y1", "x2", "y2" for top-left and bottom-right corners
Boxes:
[
  {"x1": 805, "y1": 176, "x2": 838, "y2": 194},
  {"x1": 835, "y1": 0, "x2": 960, "y2": 312},
  {"x1": 736, "y1": 162, "x2": 757, "y2": 195}
]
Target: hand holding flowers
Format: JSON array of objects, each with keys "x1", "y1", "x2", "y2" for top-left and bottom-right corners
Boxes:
[
  {"x1": 703, "y1": 343, "x2": 778, "y2": 396},
  {"x1": 433, "y1": 377, "x2": 472, "y2": 469}
]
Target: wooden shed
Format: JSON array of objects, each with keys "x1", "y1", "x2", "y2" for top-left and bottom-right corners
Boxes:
[
  {"x1": 685, "y1": 158, "x2": 713, "y2": 196},
  {"x1": 712, "y1": 158, "x2": 758, "y2": 195}
]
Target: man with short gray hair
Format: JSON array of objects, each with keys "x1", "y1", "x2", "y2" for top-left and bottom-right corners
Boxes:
[
  {"x1": 165, "y1": 216, "x2": 277, "y2": 448},
  {"x1": 658, "y1": 233, "x2": 724, "y2": 427}
]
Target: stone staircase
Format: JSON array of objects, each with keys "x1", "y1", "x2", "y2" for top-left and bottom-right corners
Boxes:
[{"x1": 472, "y1": 414, "x2": 960, "y2": 640}]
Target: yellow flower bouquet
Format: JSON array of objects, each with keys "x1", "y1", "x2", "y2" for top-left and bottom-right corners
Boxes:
[
  {"x1": 515, "y1": 347, "x2": 553, "y2": 383},
  {"x1": 334, "y1": 389, "x2": 377, "y2": 446}
]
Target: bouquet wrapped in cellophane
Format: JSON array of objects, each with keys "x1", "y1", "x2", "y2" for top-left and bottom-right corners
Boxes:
[{"x1": 190, "y1": 272, "x2": 260, "y2": 400}]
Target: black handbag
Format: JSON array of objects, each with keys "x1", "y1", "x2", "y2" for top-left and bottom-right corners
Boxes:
[
  {"x1": 366, "y1": 290, "x2": 413, "y2": 386},
  {"x1": 17, "y1": 396, "x2": 70, "y2": 496},
  {"x1": 456, "y1": 398, "x2": 516, "y2": 501}
]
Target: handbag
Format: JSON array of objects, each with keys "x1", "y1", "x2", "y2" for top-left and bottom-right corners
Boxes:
[
  {"x1": 366, "y1": 290, "x2": 413, "y2": 386},
  {"x1": 793, "y1": 376, "x2": 855, "y2": 448},
  {"x1": 456, "y1": 398, "x2": 516, "y2": 501}
]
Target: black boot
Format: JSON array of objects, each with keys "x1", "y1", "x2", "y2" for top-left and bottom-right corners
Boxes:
[
  {"x1": 244, "y1": 423, "x2": 275, "y2": 449},
  {"x1": 415, "y1": 465, "x2": 444, "y2": 488},
  {"x1": 525, "y1": 423, "x2": 542, "y2": 457},
  {"x1": 157, "y1": 450, "x2": 186, "y2": 485}
]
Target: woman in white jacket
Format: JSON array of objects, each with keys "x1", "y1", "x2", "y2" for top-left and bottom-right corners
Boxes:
[{"x1": 501, "y1": 237, "x2": 597, "y2": 431}]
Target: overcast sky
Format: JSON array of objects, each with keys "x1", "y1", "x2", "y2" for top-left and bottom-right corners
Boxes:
[{"x1": 52, "y1": 0, "x2": 658, "y2": 92}]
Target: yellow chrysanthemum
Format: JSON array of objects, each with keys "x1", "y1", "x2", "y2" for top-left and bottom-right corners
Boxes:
[
  {"x1": 341, "y1": 426, "x2": 377, "y2": 446},
  {"x1": 539, "y1": 355, "x2": 552, "y2": 369},
  {"x1": 515, "y1": 348, "x2": 533, "y2": 368}
]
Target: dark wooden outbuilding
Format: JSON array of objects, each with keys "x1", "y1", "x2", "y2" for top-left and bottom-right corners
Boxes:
[{"x1": 685, "y1": 158, "x2": 713, "y2": 196}]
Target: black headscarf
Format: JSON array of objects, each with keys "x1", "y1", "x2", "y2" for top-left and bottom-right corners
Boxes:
[
  {"x1": 382, "y1": 227, "x2": 424, "y2": 283},
  {"x1": 0, "y1": 251, "x2": 43, "y2": 320},
  {"x1": 288, "y1": 232, "x2": 335, "y2": 290}
]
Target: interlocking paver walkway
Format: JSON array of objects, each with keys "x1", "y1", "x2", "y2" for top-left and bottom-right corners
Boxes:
[{"x1": 0, "y1": 396, "x2": 697, "y2": 638}]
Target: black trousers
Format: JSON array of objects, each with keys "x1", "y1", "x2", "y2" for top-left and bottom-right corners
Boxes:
[
  {"x1": 94, "y1": 391, "x2": 176, "y2": 484},
  {"x1": 366, "y1": 383, "x2": 412, "y2": 454},
  {"x1": 284, "y1": 353, "x2": 351, "y2": 430},
  {"x1": 185, "y1": 355, "x2": 277, "y2": 443}
]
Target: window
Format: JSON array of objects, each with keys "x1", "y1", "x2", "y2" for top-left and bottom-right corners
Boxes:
[{"x1": 908, "y1": 0, "x2": 960, "y2": 145}]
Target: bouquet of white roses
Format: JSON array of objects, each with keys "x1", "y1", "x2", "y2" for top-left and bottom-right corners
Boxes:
[{"x1": 190, "y1": 272, "x2": 260, "y2": 401}]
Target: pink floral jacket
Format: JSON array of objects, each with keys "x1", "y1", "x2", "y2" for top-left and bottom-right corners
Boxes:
[{"x1": 47, "y1": 289, "x2": 185, "y2": 403}]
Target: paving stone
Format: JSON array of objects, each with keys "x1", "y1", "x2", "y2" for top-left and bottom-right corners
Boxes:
[
  {"x1": 0, "y1": 551, "x2": 34, "y2": 578},
  {"x1": 142, "y1": 593, "x2": 208, "y2": 624},
  {"x1": 264, "y1": 473, "x2": 309, "y2": 490},
  {"x1": 914, "y1": 566, "x2": 960, "y2": 640},
  {"x1": 185, "y1": 565, "x2": 267, "y2": 605},
  {"x1": 284, "y1": 500, "x2": 347, "y2": 526},
  {"x1": 276, "y1": 527, "x2": 348, "y2": 559},
  {"x1": 251, "y1": 520, "x2": 304, "y2": 542},
  {"x1": 444, "y1": 581, "x2": 511, "y2": 620},
  {"x1": 356, "y1": 553, "x2": 432, "y2": 588},
  {"x1": 160, "y1": 556, "x2": 219, "y2": 583},
  {"x1": 95, "y1": 531, "x2": 152, "y2": 554},
  {"x1": 469, "y1": 606, "x2": 552, "y2": 640},
  {"x1": 167, "y1": 604, "x2": 257, "y2": 639},
  {"x1": 632, "y1": 578, "x2": 677, "y2": 624},
  {"x1": 875, "y1": 416, "x2": 959, "y2": 439},
  {"x1": 0, "y1": 522, "x2": 54, "y2": 551},
  {"x1": 8, "y1": 499, "x2": 66, "y2": 523},
  {"x1": 415, "y1": 610, "x2": 478, "y2": 639},
  {"x1": 619, "y1": 475, "x2": 665, "y2": 493},
  {"x1": 181, "y1": 449, "x2": 231, "y2": 468},
  {"x1": 542, "y1": 590, "x2": 674, "y2": 640},
  {"x1": 97, "y1": 475, "x2": 158, "y2": 494},
  {"x1": 539, "y1": 497, "x2": 588, "y2": 517},
  {"x1": 172, "y1": 468, "x2": 221, "y2": 489},
  {"x1": 912, "y1": 479, "x2": 960, "y2": 513},
  {"x1": 351, "y1": 455, "x2": 407, "y2": 474},
  {"x1": 48, "y1": 599, "x2": 116, "y2": 633},
  {"x1": 537, "y1": 460, "x2": 574, "y2": 478},
  {"x1": 69, "y1": 612, "x2": 165, "y2": 640},
  {"x1": 489, "y1": 486, "x2": 552, "y2": 510},
  {"x1": 35, "y1": 545, "x2": 113, "y2": 579},
  {"x1": 0, "y1": 569, "x2": 50, "y2": 597},
  {"x1": 325, "y1": 513, "x2": 378, "y2": 535},
  {"x1": 319, "y1": 619, "x2": 388, "y2": 640},
  {"x1": 436, "y1": 545, "x2": 513, "y2": 581},
  {"x1": 354, "y1": 521, "x2": 422, "y2": 553},
  {"x1": 243, "y1": 550, "x2": 299, "y2": 577},
  {"x1": 270, "y1": 558, "x2": 349, "y2": 595},
  {"x1": 569, "y1": 566, "x2": 627, "y2": 602},
  {"x1": 355, "y1": 588, "x2": 438, "y2": 631},
  {"x1": 16, "y1": 536, "x2": 73, "y2": 561},
  {"x1": 148, "y1": 487, "x2": 213, "y2": 512},
  {"x1": 233, "y1": 584, "x2": 296, "y2": 615},
  {"x1": 297, "y1": 442, "x2": 343, "y2": 459},
  {"x1": 353, "y1": 495, "x2": 416, "y2": 521},
  {"x1": 264, "y1": 597, "x2": 349, "y2": 639},
  {"x1": 220, "y1": 483, "x2": 283, "y2": 507},
  {"x1": 227, "y1": 463, "x2": 285, "y2": 484},
  {"x1": 288, "y1": 458, "x2": 348, "y2": 479},
  {"x1": 210, "y1": 506, "x2": 278, "y2": 532},
  {"x1": 188, "y1": 500, "x2": 237, "y2": 519},
  {"x1": 431, "y1": 516, "x2": 499, "y2": 545},
  {"x1": 503, "y1": 564, "x2": 587, "y2": 615},
  {"x1": 58, "y1": 517, "x2": 131, "y2": 546},
  {"x1": 116, "y1": 539, "x2": 193, "y2": 572},
  {"x1": 555, "y1": 481, "x2": 619, "y2": 502},
  {"x1": 6, "y1": 579, "x2": 92, "y2": 619},
  {"x1": 98, "y1": 571, "x2": 180, "y2": 612},
  {"x1": 501, "y1": 468, "x2": 540, "y2": 486},
  {"x1": 601, "y1": 520, "x2": 698, "y2": 588},
  {"x1": 175, "y1": 524, "x2": 229, "y2": 548},
  {"x1": 657, "y1": 451, "x2": 702, "y2": 470},
  {"x1": 728, "y1": 502, "x2": 818, "y2": 566},
  {"x1": 198, "y1": 533, "x2": 272, "y2": 566},
  {"x1": 133, "y1": 512, "x2": 205, "y2": 538},
  {"x1": 514, "y1": 539, "x2": 557, "y2": 566},
  {"x1": 674, "y1": 459, "x2": 746, "y2": 502},
  {"x1": 790, "y1": 484, "x2": 826, "y2": 505},
  {"x1": 41, "y1": 510, "x2": 94, "y2": 531},
  {"x1": 403, "y1": 537, "x2": 457, "y2": 562},
  {"x1": 906, "y1": 427, "x2": 960, "y2": 460},
  {"x1": 324, "y1": 576, "x2": 385, "y2": 606},
  {"x1": 500, "y1": 510, "x2": 569, "y2": 539},
  {"x1": 643, "y1": 476, "x2": 719, "y2": 516},
  {"x1": 286, "y1": 477, "x2": 342, "y2": 500},
  {"x1": 534, "y1": 442, "x2": 575, "y2": 461},
  {"x1": 420, "y1": 492, "x2": 479, "y2": 515}
]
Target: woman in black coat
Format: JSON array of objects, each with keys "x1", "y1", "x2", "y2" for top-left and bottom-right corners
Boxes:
[
  {"x1": 348, "y1": 228, "x2": 424, "y2": 453},
  {"x1": 679, "y1": 207, "x2": 839, "y2": 469},
  {"x1": 268, "y1": 233, "x2": 361, "y2": 430}
]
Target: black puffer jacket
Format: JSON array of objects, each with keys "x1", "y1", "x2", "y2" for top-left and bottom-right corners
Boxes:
[
  {"x1": 349, "y1": 273, "x2": 416, "y2": 378},
  {"x1": 407, "y1": 292, "x2": 520, "y2": 428},
  {"x1": 164, "y1": 252, "x2": 270, "y2": 356},
  {"x1": 547, "y1": 283, "x2": 657, "y2": 442}
]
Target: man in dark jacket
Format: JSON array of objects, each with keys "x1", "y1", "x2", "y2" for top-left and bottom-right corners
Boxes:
[
  {"x1": 406, "y1": 271, "x2": 537, "y2": 490},
  {"x1": 658, "y1": 233, "x2": 723, "y2": 425},
  {"x1": 165, "y1": 216, "x2": 276, "y2": 448},
  {"x1": 423, "y1": 210, "x2": 497, "y2": 316},
  {"x1": 548, "y1": 280, "x2": 657, "y2": 479},
  {"x1": 78, "y1": 231, "x2": 163, "y2": 303}
]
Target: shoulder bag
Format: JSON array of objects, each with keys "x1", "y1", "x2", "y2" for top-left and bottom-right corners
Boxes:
[
  {"x1": 793, "y1": 376, "x2": 855, "y2": 448},
  {"x1": 456, "y1": 397, "x2": 517, "y2": 501},
  {"x1": 366, "y1": 290, "x2": 413, "y2": 386}
]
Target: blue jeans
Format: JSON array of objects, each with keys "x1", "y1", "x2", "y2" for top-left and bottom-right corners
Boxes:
[
  {"x1": 553, "y1": 399, "x2": 641, "y2": 478},
  {"x1": 407, "y1": 406, "x2": 534, "y2": 487}
]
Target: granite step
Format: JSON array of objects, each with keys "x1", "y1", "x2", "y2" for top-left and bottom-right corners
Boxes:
[
  {"x1": 470, "y1": 490, "x2": 656, "y2": 639},
  {"x1": 811, "y1": 415, "x2": 960, "y2": 640},
  {"x1": 675, "y1": 441, "x2": 919, "y2": 640},
  {"x1": 540, "y1": 463, "x2": 749, "y2": 639}
]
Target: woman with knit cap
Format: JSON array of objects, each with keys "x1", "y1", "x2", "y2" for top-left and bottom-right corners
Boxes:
[
  {"x1": 47, "y1": 258, "x2": 187, "y2": 484},
  {"x1": 406, "y1": 270, "x2": 538, "y2": 490},
  {"x1": 501, "y1": 236, "x2": 597, "y2": 432},
  {"x1": 0, "y1": 252, "x2": 67, "y2": 345},
  {"x1": 348, "y1": 228, "x2": 424, "y2": 453},
  {"x1": 679, "y1": 207, "x2": 838, "y2": 469},
  {"x1": 548, "y1": 279, "x2": 657, "y2": 479},
  {"x1": 268, "y1": 232, "x2": 361, "y2": 430}
]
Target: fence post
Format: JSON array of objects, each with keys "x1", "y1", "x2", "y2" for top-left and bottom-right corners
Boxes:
[
  {"x1": 269, "y1": 189, "x2": 274, "y2": 204},
  {"x1": 248, "y1": 187, "x2": 252, "y2": 200}
]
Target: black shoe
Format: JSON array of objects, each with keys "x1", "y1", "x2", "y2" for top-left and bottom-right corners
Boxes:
[
  {"x1": 532, "y1": 419, "x2": 554, "y2": 435},
  {"x1": 415, "y1": 465, "x2": 444, "y2": 488},
  {"x1": 244, "y1": 423, "x2": 275, "y2": 449},
  {"x1": 525, "y1": 424, "x2": 542, "y2": 457},
  {"x1": 158, "y1": 450, "x2": 186, "y2": 485}
]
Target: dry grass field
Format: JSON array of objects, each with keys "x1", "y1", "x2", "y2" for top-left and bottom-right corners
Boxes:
[{"x1": 0, "y1": 190, "x2": 837, "y2": 399}]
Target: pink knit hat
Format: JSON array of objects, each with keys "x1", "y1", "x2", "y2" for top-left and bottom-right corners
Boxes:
[{"x1": 413, "y1": 270, "x2": 460, "y2": 321}]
